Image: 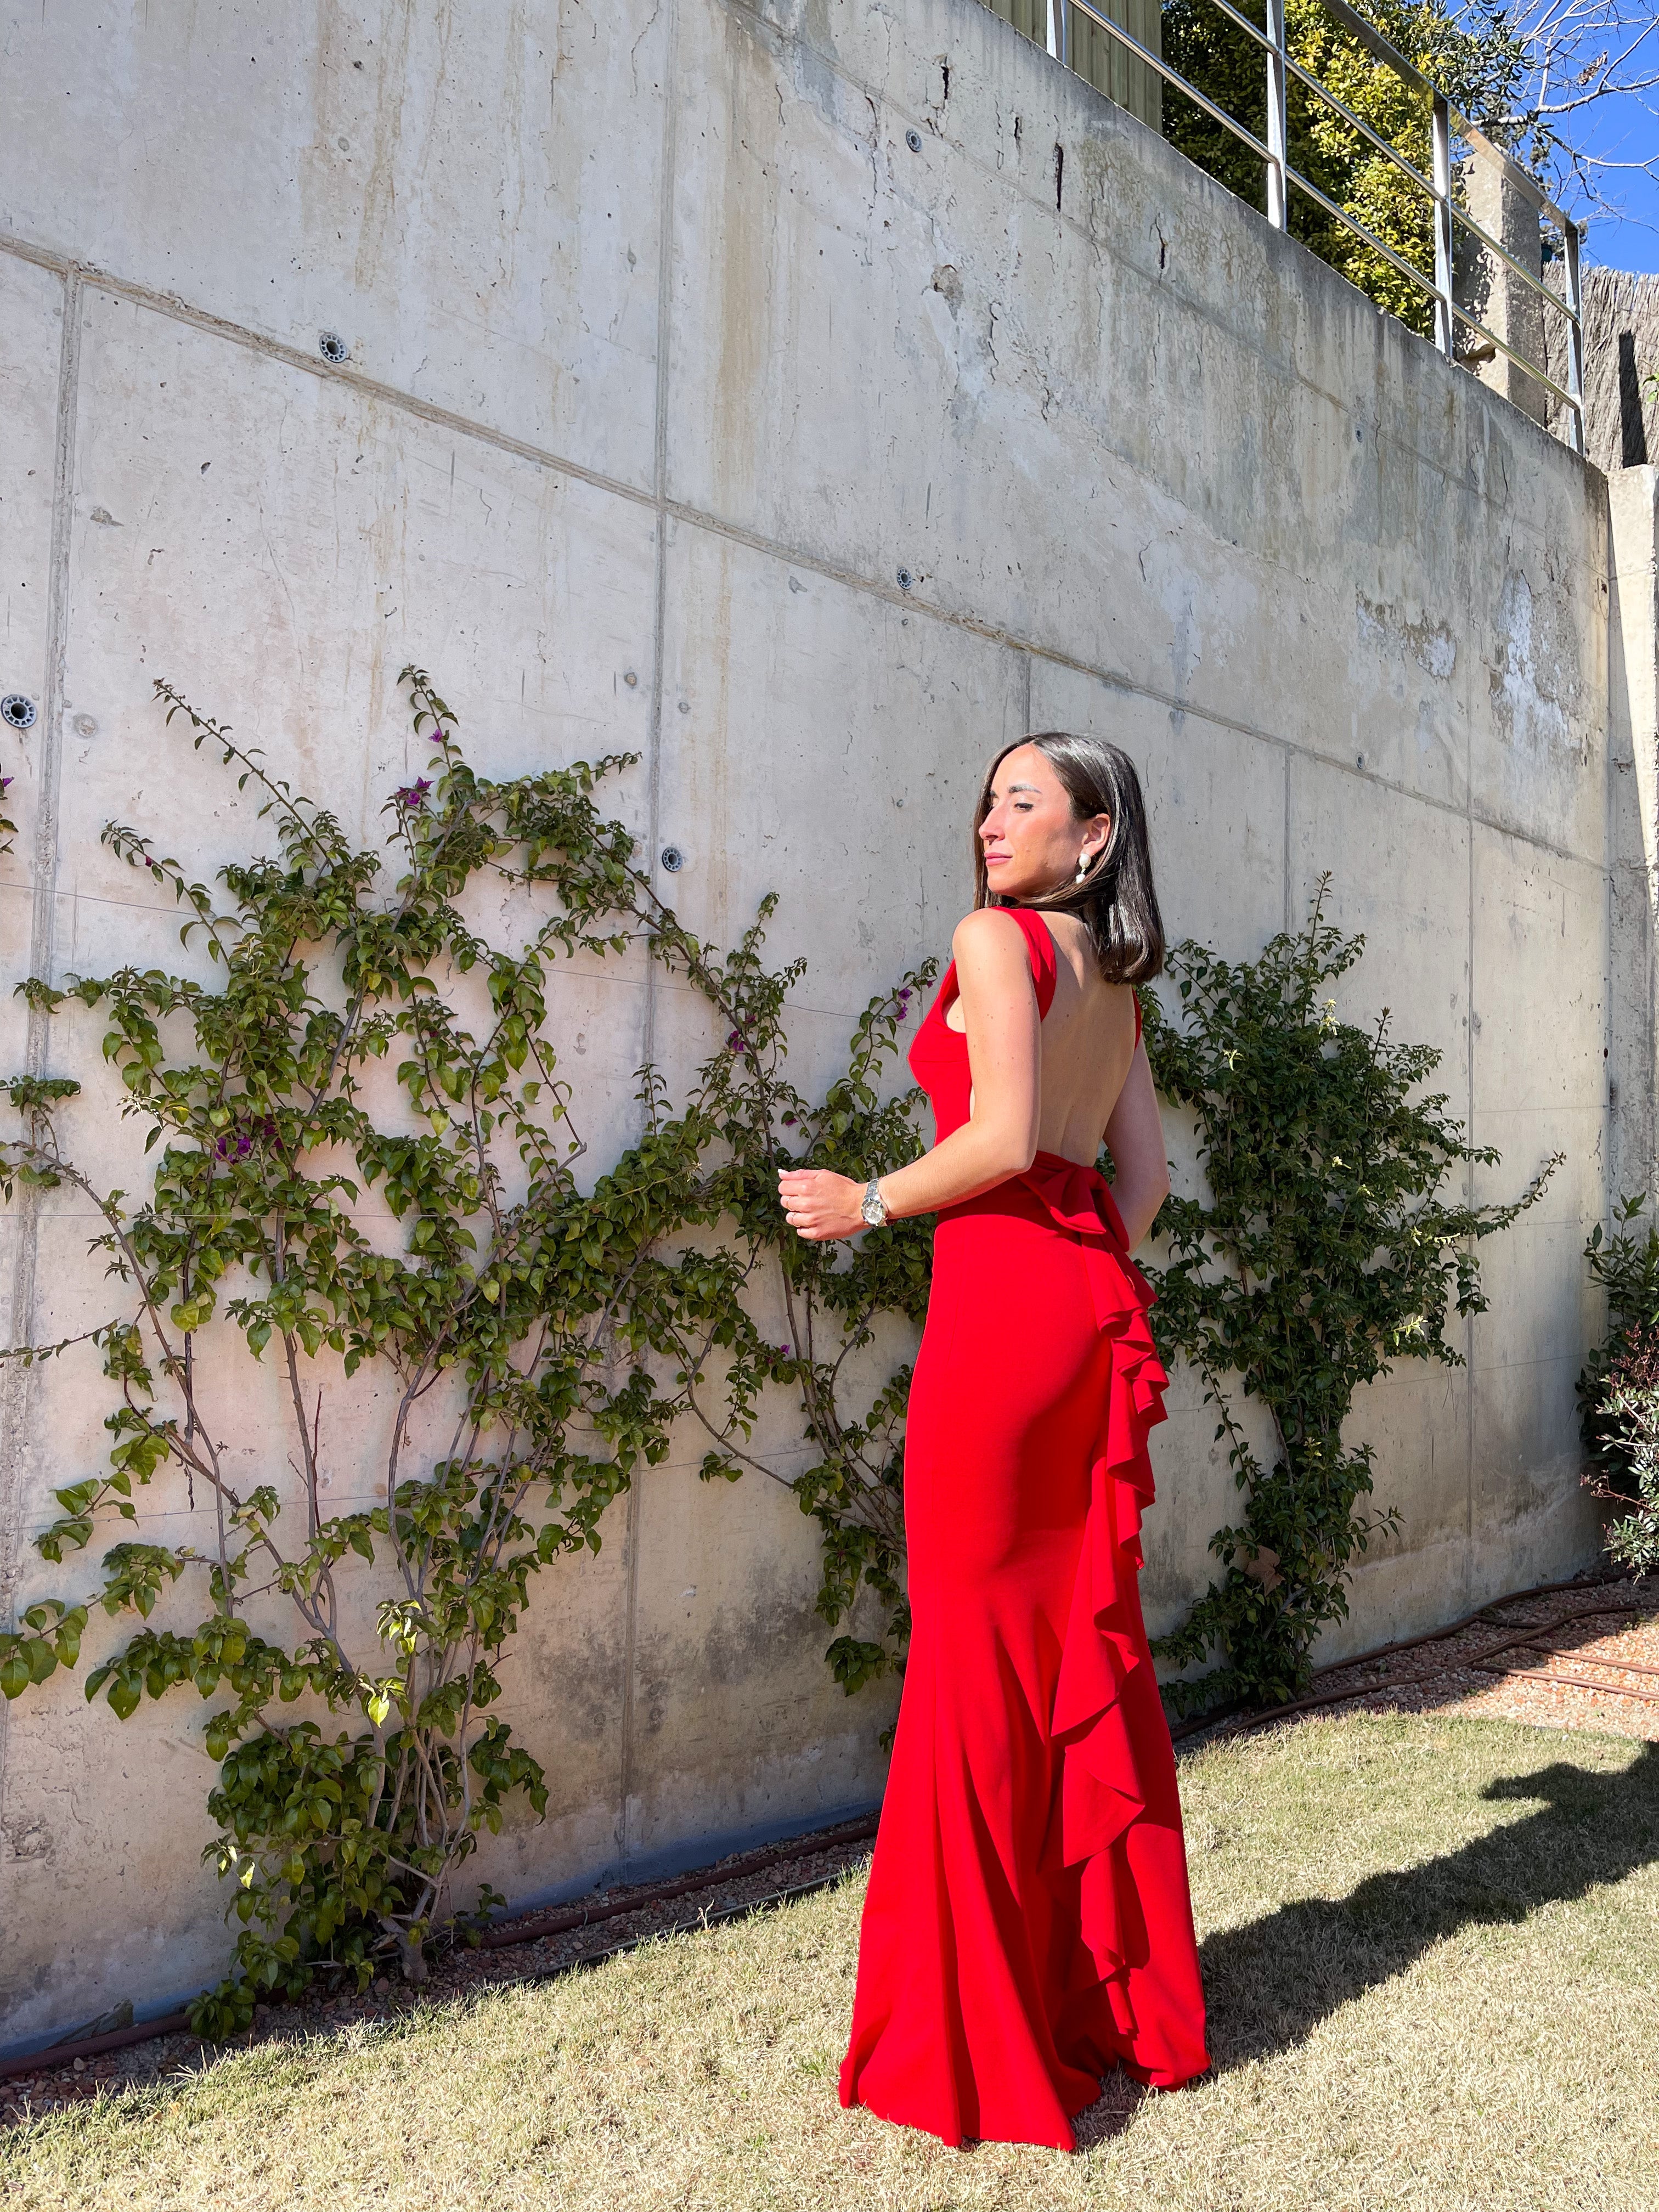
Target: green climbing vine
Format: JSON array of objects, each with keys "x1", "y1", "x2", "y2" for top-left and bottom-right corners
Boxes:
[
  {"x1": 1142, "y1": 885, "x2": 1558, "y2": 1717},
  {"x1": 0, "y1": 669, "x2": 933, "y2": 2032}
]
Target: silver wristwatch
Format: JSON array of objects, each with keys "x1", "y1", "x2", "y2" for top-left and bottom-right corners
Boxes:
[{"x1": 860, "y1": 1176, "x2": 890, "y2": 1229}]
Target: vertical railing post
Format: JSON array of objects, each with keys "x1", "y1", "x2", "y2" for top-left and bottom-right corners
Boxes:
[
  {"x1": 1265, "y1": 0, "x2": 1289, "y2": 230},
  {"x1": 1431, "y1": 93, "x2": 1455, "y2": 360},
  {"x1": 1564, "y1": 216, "x2": 1586, "y2": 458},
  {"x1": 1046, "y1": 0, "x2": 1069, "y2": 69}
]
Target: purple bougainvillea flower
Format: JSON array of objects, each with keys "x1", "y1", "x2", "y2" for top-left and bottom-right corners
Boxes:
[
  {"x1": 396, "y1": 778, "x2": 432, "y2": 812},
  {"x1": 726, "y1": 1030, "x2": 745, "y2": 1054}
]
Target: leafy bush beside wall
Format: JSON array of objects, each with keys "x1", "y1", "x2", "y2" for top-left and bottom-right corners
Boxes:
[
  {"x1": 1579, "y1": 1198, "x2": 1659, "y2": 1572},
  {"x1": 1142, "y1": 888, "x2": 1558, "y2": 1716}
]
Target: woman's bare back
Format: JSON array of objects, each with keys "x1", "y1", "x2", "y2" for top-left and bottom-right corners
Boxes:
[{"x1": 946, "y1": 909, "x2": 1139, "y2": 1166}]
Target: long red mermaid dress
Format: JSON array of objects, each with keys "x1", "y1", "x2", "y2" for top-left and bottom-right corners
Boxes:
[{"x1": 838, "y1": 906, "x2": 1210, "y2": 2151}]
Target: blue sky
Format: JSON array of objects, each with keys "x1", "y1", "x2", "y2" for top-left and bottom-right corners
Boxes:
[{"x1": 1572, "y1": 82, "x2": 1659, "y2": 272}]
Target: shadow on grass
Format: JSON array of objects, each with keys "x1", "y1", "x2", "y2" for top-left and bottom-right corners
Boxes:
[{"x1": 1200, "y1": 1743, "x2": 1659, "y2": 2069}]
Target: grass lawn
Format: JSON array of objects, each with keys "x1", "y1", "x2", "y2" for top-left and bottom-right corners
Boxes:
[{"x1": 4, "y1": 1711, "x2": 1657, "y2": 2211}]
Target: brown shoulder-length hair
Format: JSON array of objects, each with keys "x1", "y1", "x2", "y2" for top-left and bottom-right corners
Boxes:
[{"x1": 972, "y1": 731, "x2": 1165, "y2": 984}]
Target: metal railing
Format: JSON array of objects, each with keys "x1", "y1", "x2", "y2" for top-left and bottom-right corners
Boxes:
[{"x1": 1037, "y1": 0, "x2": 1585, "y2": 453}]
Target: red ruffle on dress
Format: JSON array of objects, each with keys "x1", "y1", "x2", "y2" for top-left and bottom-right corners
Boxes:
[{"x1": 838, "y1": 905, "x2": 1210, "y2": 2151}]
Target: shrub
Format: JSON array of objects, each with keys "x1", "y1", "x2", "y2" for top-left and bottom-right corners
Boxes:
[
  {"x1": 1144, "y1": 882, "x2": 1558, "y2": 1716},
  {"x1": 1582, "y1": 1323, "x2": 1659, "y2": 1575},
  {"x1": 1579, "y1": 1195, "x2": 1659, "y2": 1511}
]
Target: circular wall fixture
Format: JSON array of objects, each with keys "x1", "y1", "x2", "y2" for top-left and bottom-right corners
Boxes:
[
  {"x1": 905, "y1": 128, "x2": 923, "y2": 153},
  {"x1": 1, "y1": 695, "x2": 37, "y2": 731},
  {"x1": 659, "y1": 845, "x2": 685, "y2": 874},
  {"x1": 318, "y1": 331, "x2": 351, "y2": 364},
  {"x1": 895, "y1": 567, "x2": 915, "y2": 592}
]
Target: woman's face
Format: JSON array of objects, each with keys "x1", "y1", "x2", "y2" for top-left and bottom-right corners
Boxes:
[{"x1": 978, "y1": 744, "x2": 1108, "y2": 900}]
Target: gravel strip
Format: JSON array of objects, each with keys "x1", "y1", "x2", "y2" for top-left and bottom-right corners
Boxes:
[{"x1": 1197, "y1": 1577, "x2": 1659, "y2": 1747}]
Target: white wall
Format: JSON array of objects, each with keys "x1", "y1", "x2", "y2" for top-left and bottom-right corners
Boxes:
[{"x1": 0, "y1": 0, "x2": 1628, "y2": 2047}]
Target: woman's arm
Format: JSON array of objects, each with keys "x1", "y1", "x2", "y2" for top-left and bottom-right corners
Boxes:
[
  {"x1": 777, "y1": 909, "x2": 1041, "y2": 1242},
  {"x1": 1102, "y1": 1040, "x2": 1170, "y2": 1250}
]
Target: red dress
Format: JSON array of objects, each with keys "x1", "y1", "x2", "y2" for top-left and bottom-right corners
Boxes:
[{"x1": 838, "y1": 906, "x2": 1210, "y2": 2151}]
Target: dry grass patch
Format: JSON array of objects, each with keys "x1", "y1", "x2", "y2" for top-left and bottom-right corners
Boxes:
[{"x1": 4, "y1": 1712, "x2": 1657, "y2": 2212}]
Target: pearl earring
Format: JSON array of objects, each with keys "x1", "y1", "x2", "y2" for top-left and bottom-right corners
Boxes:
[{"x1": 1074, "y1": 850, "x2": 1091, "y2": 884}]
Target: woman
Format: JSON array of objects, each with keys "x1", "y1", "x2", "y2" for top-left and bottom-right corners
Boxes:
[{"x1": 777, "y1": 732, "x2": 1209, "y2": 2151}]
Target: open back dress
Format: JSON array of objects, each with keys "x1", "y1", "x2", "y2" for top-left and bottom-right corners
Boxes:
[{"x1": 837, "y1": 905, "x2": 1210, "y2": 2151}]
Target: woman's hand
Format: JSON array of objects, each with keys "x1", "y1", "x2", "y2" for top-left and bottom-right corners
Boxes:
[{"x1": 777, "y1": 1167, "x2": 870, "y2": 1242}]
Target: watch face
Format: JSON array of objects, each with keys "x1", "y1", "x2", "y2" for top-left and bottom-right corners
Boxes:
[{"x1": 861, "y1": 1193, "x2": 883, "y2": 1225}]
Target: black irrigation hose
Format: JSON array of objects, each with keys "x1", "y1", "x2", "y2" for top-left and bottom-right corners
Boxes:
[
  {"x1": 0, "y1": 1813, "x2": 881, "y2": 2085},
  {"x1": 476, "y1": 1812, "x2": 879, "y2": 1951},
  {"x1": 0, "y1": 2010, "x2": 195, "y2": 2081}
]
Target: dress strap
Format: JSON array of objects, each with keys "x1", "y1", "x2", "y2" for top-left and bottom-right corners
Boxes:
[
  {"x1": 1133, "y1": 989, "x2": 1142, "y2": 1049},
  {"x1": 1001, "y1": 906, "x2": 1058, "y2": 1020}
]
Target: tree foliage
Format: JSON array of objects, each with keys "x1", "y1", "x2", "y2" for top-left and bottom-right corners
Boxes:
[
  {"x1": 0, "y1": 671, "x2": 933, "y2": 2031},
  {"x1": 1474, "y1": 1, "x2": 1659, "y2": 221},
  {"x1": 1163, "y1": 0, "x2": 1528, "y2": 337},
  {"x1": 1142, "y1": 883, "x2": 1558, "y2": 1716}
]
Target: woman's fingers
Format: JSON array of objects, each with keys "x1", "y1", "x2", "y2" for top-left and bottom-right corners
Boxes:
[{"x1": 777, "y1": 1167, "x2": 851, "y2": 1240}]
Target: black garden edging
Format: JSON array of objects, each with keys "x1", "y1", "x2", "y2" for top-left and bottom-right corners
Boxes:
[
  {"x1": 7, "y1": 1568, "x2": 1644, "y2": 2089},
  {"x1": 0, "y1": 1811, "x2": 880, "y2": 2086}
]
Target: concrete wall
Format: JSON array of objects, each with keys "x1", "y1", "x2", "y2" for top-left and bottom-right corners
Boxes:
[{"x1": 0, "y1": 0, "x2": 1630, "y2": 2047}]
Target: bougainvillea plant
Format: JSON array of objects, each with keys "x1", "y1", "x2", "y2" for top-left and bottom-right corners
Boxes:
[{"x1": 0, "y1": 669, "x2": 933, "y2": 2032}]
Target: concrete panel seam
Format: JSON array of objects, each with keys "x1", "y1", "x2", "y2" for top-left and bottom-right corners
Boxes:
[
  {"x1": 0, "y1": 229, "x2": 661, "y2": 514},
  {"x1": 0, "y1": 236, "x2": 1601, "y2": 866},
  {"x1": 718, "y1": 0, "x2": 1592, "y2": 493},
  {"x1": 0, "y1": 263, "x2": 81, "y2": 1838},
  {"x1": 1465, "y1": 751, "x2": 1476, "y2": 1613},
  {"x1": 1282, "y1": 751, "x2": 1292, "y2": 935},
  {"x1": 620, "y1": 0, "x2": 685, "y2": 1876},
  {"x1": 656, "y1": 499, "x2": 1606, "y2": 867}
]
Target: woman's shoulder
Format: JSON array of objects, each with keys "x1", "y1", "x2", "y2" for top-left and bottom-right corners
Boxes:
[
  {"x1": 951, "y1": 909, "x2": 1058, "y2": 1019},
  {"x1": 950, "y1": 906, "x2": 1045, "y2": 970},
  {"x1": 951, "y1": 905, "x2": 1029, "y2": 949}
]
